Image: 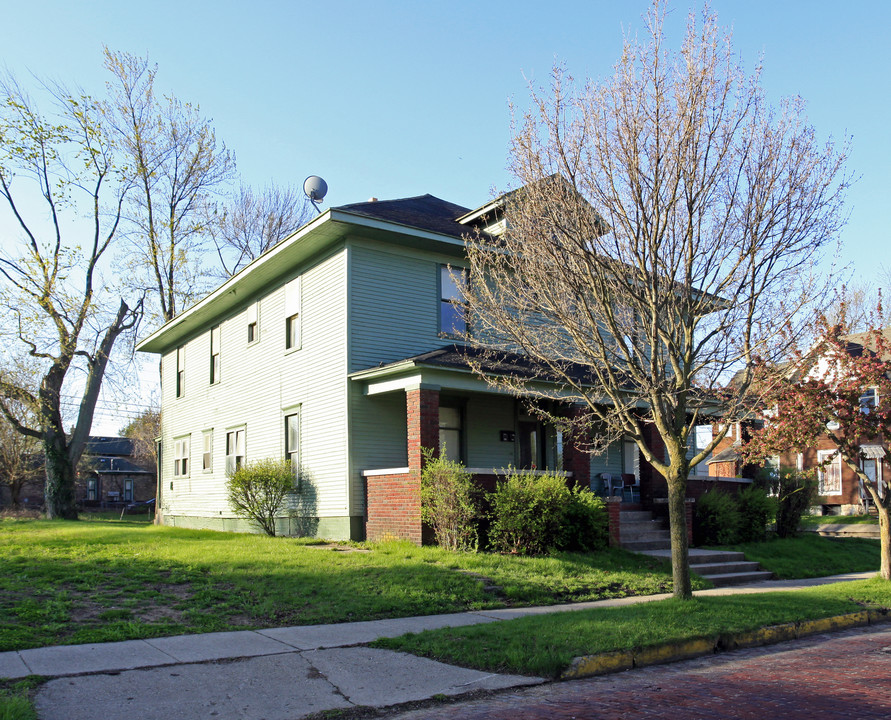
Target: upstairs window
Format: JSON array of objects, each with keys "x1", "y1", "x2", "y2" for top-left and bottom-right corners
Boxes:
[
  {"x1": 860, "y1": 387, "x2": 878, "y2": 412},
  {"x1": 226, "y1": 428, "x2": 245, "y2": 474},
  {"x1": 210, "y1": 326, "x2": 221, "y2": 384},
  {"x1": 247, "y1": 302, "x2": 259, "y2": 344},
  {"x1": 285, "y1": 277, "x2": 302, "y2": 350},
  {"x1": 176, "y1": 346, "x2": 185, "y2": 397},
  {"x1": 174, "y1": 436, "x2": 190, "y2": 477},
  {"x1": 440, "y1": 266, "x2": 468, "y2": 337}
]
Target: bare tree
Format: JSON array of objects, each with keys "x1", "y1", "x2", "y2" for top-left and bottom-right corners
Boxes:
[
  {"x1": 103, "y1": 48, "x2": 236, "y2": 324},
  {"x1": 462, "y1": 4, "x2": 849, "y2": 598},
  {"x1": 0, "y1": 401, "x2": 42, "y2": 509},
  {"x1": 120, "y1": 405, "x2": 160, "y2": 475},
  {"x1": 0, "y1": 77, "x2": 142, "y2": 518},
  {"x1": 210, "y1": 184, "x2": 313, "y2": 276}
]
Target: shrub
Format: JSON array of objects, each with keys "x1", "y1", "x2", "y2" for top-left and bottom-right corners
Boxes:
[
  {"x1": 735, "y1": 485, "x2": 777, "y2": 543},
  {"x1": 694, "y1": 489, "x2": 740, "y2": 545},
  {"x1": 488, "y1": 470, "x2": 571, "y2": 556},
  {"x1": 420, "y1": 452, "x2": 480, "y2": 551},
  {"x1": 226, "y1": 457, "x2": 297, "y2": 536},
  {"x1": 774, "y1": 469, "x2": 819, "y2": 538},
  {"x1": 558, "y1": 487, "x2": 608, "y2": 552}
]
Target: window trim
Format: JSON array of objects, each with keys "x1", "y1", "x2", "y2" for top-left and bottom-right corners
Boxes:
[
  {"x1": 247, "y1": 301, "x2": 259, "y2": 345},
  {"x1": 173, "y1": 435, "x2": 190, "y2": 478},
  {"x1": 817, "y1": 449, "x2": 842, "y2": 495},
  {"x1": 175, "y1": 346, "x2": 185, "y2": 398},
  {"x1": 202, "y1": 429, "x2": 213, "y2": 472},
  {"x1": 439, "y1": 265, "x2": 469, "y2": 338},
  {"x1": 210, "y1": 325, "x2": 221, "y2": 384},
  {"x1": 285, "y1": 410, "x2": 300, "y2": 474},
  {"x1": 226, "y1": 428, "x2": 246, "y2": 475},
  {"x1": 285, "y1": 277, "x2": 302, "y2": 351}
]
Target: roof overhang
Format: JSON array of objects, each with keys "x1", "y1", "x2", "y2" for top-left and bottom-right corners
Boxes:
[
  {"x1": 861, "y1": 445, "x2": 886, "y2": 459},
  {"x1": 136, "y1": 209, "x2": 467, "y2": 355}
]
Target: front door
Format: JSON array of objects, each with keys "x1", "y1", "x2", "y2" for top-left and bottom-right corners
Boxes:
[{"x1": 519, "y1": 420, "x2": 544, "y2": 469}]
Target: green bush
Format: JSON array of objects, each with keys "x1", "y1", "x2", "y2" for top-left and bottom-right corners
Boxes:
[
  {"x1": 488, "y1": 470, "x2": 605, "y2": 556},
  {"x1": 735, "y1": 485, "x2": 777, "y2": 543},
  {"x1": 558, "y1": 486, "x2": 608, "y2": 552},
  {"x1": 420, "y1": 452, "x2": 480, "y2": 551},
  {"x1": 226, "y1": 457, "x2": 297, "y2": 536},
  {"x1": 694, "y1": 489, "x2": 740, "y2": 545},
  {"x1": 774, "y1": 469, "x2": 819, "y2": 538}
]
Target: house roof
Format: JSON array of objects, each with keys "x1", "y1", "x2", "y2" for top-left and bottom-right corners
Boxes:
[
  {"x1": 707, "y1": 444, "x2": 742, "y2": 464},
  {"x1": 85, "y1": 436, "x2": 135, "y2": 457},
  {"x1": 334, "y1": 195, "x2": 471, "y2": 239},
  {"x1": 351, "y1": 343, "x2": 603, "y2": 388},
  {"x1": 89, "y1": 456, "x2": 154, "y2": 475}
]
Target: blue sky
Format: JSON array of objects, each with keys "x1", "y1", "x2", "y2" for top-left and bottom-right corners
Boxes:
[{"x1": 2, "y1": 0, "x2": 889, "y2": 430}]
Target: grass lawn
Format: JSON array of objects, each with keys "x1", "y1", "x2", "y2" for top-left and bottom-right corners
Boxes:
[
  {"x1": 0, "y1": 518, "x2": 694, "y2": 652},
  {"x1": 799, "y1": 514, "x2": 878, "y2": 526},
  {"x1": 375, "y1": 578, "x2": 891, "y2": 678},
  {"x1": 709, "y1": 533, "x2": 880, "y2": 579}
]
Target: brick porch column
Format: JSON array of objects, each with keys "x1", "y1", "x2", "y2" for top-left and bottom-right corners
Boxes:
[
  {"x1": 407, "y1": 386, "x2": 440, "y2": 475},
  {"x1": 563, "y1": 405, "x2": 591, "y2": 489},
  {"x1": 607, "y1": 496, "x2": 623, "y2": 547},
  {"x1": 639, "y1": 422, "x2": 667, "y2": 508}
]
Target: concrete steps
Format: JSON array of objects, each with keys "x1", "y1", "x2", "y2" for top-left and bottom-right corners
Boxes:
[{"x1": 619, "y1": 510, "x2": 671, "y2": 552}]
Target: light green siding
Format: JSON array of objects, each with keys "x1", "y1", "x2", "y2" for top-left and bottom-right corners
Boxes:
[
  {"x1": 158, "y1": 247, "x2": 355, "y2": 538},
  {"x1": 349, "y1": 240, "x2": 462, "y2": 372},
  {"x1": 464, "y1": 395, "x2": 516, "y2": 469}
]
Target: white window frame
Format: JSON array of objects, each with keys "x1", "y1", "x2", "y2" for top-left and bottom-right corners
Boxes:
[
  {"x1": 817, "y1": 449, "x2": 842, "y2": 495},
  {"x1": 226, "y1": 428, "x2": 246, "y2": 474},
  {"x1": 174, "y1": 436, "x2": 190, "y2": 478},
  {"x1": 439, "y1": 265, "x2": 468, "y2": 337},
  {"x1": 123, "y1": 478, "x2": 134, "y2": 502},
  {"x1": 176, "y1": 346, "x2": 185, "y2": 398},
  {"x1": 210, "y1": 325, "x2": 221, "y2": 384},
  {"x1": 247, "y1": 301, "x2": 259, "y2": 344},
  {"x1": 202, "y1": 430, "x2": 213, "y2": 472},
  {"x1": 860, "y1": 386, "x2": 878, "y2": 412},
  {"x1": 285, "y1": 277, "x2": 302, "y2": 351},
  {"x1": 285, "y1": 411, "x2": 300, "y2": 473}
]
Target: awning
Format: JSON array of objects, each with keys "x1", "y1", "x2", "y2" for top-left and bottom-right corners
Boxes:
[{"x1": 860, "y1": 445, "x2": 886, "y2": 459}]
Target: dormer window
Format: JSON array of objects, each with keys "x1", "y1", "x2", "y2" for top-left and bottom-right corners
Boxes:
[{"x1": 440, "y1": 266, "x2": 468, "y2": 337}]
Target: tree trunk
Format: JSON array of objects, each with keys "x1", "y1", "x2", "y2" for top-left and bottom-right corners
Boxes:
[
  {"x1": 667, "y1": 473, "x2": 692, "y2": 599},
  {"x1": 878, "y1": 503, "x2": 890, "y2": 581},
  {"x1": 44, "y1": 436, "x2": 78, "y2": 520}
]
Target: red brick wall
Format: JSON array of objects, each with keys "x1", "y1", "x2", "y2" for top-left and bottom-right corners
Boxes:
[
  {"x1": 367, "y1": 387, "x2": 440, "y2": 544},
  {"x1": 365, "y1": 472, "x2": 421, "y2": 544},
  {"x1": 639, "y1": 423, "x2": 666, "y2": 506}
]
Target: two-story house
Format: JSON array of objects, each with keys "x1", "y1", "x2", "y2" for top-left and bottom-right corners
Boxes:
[{"x1": 136, "y1": 191, "x2": 654, "y2": 541}]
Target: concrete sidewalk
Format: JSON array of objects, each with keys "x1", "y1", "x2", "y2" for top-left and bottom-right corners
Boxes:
[{"x1": 0, "y1": 571, "x2": 876, "y2": 720}]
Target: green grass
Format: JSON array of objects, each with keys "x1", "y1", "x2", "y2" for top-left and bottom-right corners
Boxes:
[
  {"x1": 799, "y1": 514, "x2": 878, "y2": 525},
  {"x1": 0, "y1": 679, "x2": 41, "y2": 720},
  {"x1": 0, "y1": 519, "x2": 692, "y2": 652},
  {"x1": 708, "y1": 534, "x2": 880, "y2": 579},
  {"x1": 375, "y1": 578, "x2": 891, "y2": 678}
]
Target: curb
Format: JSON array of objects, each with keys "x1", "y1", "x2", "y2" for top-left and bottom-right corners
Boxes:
[{"x1": 560, "y1": 608, "x2": 891, "y2": 680}]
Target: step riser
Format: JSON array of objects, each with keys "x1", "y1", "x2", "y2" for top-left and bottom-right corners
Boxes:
[
  {"x1": 622, "y1": 540, "x2": 672, "y2": 551},
  {"x1": 706, "y1": 572, "x2": 774, "y2": 587},
  {"x1": 692, "y1": 562, "x2": 761, "y2": 575}
]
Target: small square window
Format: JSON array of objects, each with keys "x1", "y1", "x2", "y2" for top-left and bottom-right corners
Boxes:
[{"x1": 247, "y1": 302, "x2": 259, "y2": 344}]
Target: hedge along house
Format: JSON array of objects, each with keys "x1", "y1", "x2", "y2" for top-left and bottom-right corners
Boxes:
[{"x1": 136, "y1": 190, "x2": 668, "y2": 541}]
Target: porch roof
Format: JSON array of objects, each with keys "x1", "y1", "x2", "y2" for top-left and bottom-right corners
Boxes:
[{"x1": 349, "y1": 344, "x2": 601, "y2": 398}]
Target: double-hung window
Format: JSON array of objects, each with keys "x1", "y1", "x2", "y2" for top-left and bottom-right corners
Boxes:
[
  {"x1": 285, "y1": 277, "x2": 301, "y2": 350},
  {"x1": 210, "y1": 326, "x2": 221, "y2": 384},
  {"x1": 174, "y1": 436, "x2": 190, "y2": 477},
  {"x1": 860, "y1": 387, "x2": 878, "y2": 413},
  {"x1": 176, "y1": 346, "x2": 185, "y2": 397},
  {"x1": 285, "y1": 412, "x2": 300, "y2": 473},
  {"x1": 247, "y1": 302, "x2": 259, "y2": 344},
  {"x1": 440, "y1": 266, "x2": 468, "y2": 337},
  {"x1": 202, "y1": 430, "x2": 213, "y2": 471},
  {"x1": 439, "y1": 406, "x2": 463, "y2": 463},
  {"x1": 226, "y1": 429, "x2": 245, "y2": 474},
  {"x1": 817, "y1": 449, "x2": 842, "y2": 495}
]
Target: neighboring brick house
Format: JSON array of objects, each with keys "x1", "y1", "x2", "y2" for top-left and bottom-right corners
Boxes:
[
  {"x1": 78, "y1": 437, "x2": 156, "y2": 507},
  {"x1": 136, "y1": 188, "x2": 710, "y2": 542}
]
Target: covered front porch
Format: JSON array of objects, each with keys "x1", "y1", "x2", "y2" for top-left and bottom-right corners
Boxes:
[{"x1": 349, "y1": 346, "x2": 670, "y2": 544}]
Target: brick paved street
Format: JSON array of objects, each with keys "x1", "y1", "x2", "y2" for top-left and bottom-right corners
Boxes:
[{"x1": 383, "y1": 625, "x2": 891, "y2": 719}]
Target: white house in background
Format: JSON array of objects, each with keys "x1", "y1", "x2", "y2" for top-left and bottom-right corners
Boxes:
[{"x1": 136, "y1": 190, "x2": 654, "y2": 541}]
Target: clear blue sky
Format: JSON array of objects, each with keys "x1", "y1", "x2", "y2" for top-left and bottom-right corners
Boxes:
[{"x1": 2, "y1": 0, "x2": 888, "y2": 430}]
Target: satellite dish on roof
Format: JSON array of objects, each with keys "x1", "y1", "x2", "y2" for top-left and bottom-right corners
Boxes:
[{"x1": 304, "y1": 175, "x2": 328, "y2": 215}]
